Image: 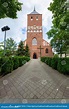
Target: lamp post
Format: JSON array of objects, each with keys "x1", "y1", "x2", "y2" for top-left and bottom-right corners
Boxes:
[{"x1": 1, "y1": 26, "x2": 10, "y2": 56}]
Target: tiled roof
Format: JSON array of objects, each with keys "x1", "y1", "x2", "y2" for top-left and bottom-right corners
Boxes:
[{"x1": 30, "y1": 7, "x2": 40, "y2": 14}]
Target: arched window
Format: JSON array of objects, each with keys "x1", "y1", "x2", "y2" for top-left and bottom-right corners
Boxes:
[
  {"x1": 46, "y1": 48, "x2": 48, "y2": 53},
  {"x1": 31, "y1": 16, "x2": 33, "y2": 20},
  {"x1": 36, "y1": 16, "x2": 38, "y2": 20},
  {"x1": 32, "y1": 38, "x2": 37, "y2": 45}
]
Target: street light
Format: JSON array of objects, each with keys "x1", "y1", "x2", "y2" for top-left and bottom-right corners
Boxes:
[{"x1": 1, "y1": 26, "x2": 10, "y2": 56}]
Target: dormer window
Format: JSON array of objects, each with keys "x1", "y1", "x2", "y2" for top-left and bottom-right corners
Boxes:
[{"x1": 31, "y1": 16, "x2": 33, "y2": 20}]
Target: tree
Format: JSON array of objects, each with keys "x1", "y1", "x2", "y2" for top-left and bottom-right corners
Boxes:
[
  {"x1": 6, "y1": 38, "x2": 17, "y2": 56},
  {"x1": 0, "y1": 0, "x2": 22, "y2": 19},
  {"x1": 47, "y1": 0, "x2": 69, "y2": 57},
  {"x1": 25, "y1": 44, "x2": 30, "y2": 57},
  {"x1": 0, "y1": 42, "x2": 4, "y2": 50},
  {"x1": 17, "y1": 41, "x2": 25, "y2": 56},
  {"x1": 0, "y1": 42, "x2": 4, "y2": 56}
]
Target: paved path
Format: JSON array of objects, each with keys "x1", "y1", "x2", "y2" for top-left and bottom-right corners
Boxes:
[{"x1": 0, "y1": 59, "x2": 69, "y2": 103}]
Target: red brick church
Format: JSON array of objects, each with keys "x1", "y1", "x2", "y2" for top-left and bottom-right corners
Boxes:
[{"x1": 24, "y1": 8, "x2": 53, "y2": 59}]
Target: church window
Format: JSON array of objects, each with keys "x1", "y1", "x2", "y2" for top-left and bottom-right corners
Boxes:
[
  {"x1": 36, "y1": 16, "x2": 38, "y2": 20},
  {"x1": 31, "y1": 16, "x2": 33, "y2": 20},
  {"x1": 46, "y1": 48, "x2": 48, "y2": 53},
  {"x1": 32, "y1": 38, "x2": 37, "y2": 45}
]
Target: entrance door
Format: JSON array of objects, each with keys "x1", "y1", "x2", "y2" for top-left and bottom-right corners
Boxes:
[{"x1": 33, "y1": 53, "x2": 37, "y2": 59}]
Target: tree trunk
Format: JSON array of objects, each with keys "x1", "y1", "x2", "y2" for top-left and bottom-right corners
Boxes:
[{"x1": 65, "y1": 52, "x2": 66, "y2": 57}]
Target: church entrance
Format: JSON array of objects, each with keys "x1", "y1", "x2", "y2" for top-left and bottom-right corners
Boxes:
[{"x1": 33, "y1": 53, "x2": 37, "y2": 59}]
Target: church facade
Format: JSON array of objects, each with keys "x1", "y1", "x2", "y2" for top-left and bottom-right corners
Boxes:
[{"x1": 24, "y1": 8, "x2": 53, "y2": 59}]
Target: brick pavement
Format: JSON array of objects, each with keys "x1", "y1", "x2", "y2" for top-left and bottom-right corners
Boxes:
[{"x1": 0, "y1": 59, "x2": 69, "y2": 103}]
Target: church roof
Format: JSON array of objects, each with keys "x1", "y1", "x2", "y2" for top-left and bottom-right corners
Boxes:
[{"x1": 30, "y1": 7, "x2": 40, "y2": 14}]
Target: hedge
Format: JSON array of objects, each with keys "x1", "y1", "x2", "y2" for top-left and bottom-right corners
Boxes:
[
  {"x1": 0, "y1": 56, "x2": 30, "y2": 76},
  {"x1": 51, "y1": 57, "x2": 59, "y2": 70},
  {"x1": 57, "y1": 58, "x2": 69, "y2": 75},
  {"x1": 41, "y1": 57, "x2": 69, "y2": 75},
  {"x1": 0, "y1": 57, "x2": 13, "y2": 76},
  {"x1": 18, "y1": 56, "x2": 30, "y2": 67},
  {"x1": 12, "y1": 56, "x2": 19, "y2": 70}
]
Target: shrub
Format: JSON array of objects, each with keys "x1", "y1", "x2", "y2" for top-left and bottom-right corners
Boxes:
[
  {"x1": 57, "y1": 58, "x2": 69, "y2": 75},
  {"x1": 18, "y1": 57, "x2": 24, "y2": 66},
  {"x1": 41, "y1": 57, "x2": 45, "y2": 62},
  {"x1": 51, "y1": 57, "x2": 59, "y2": 70},
  {"x1": 0, "y1": 56, "x2": 30, "y2": 76},
  {"x1": 1, "y1": 57, "x2": 13, "y2": 76},
  {"x1": 18, "y1": 56, "x2": 30, "y2": 67},
  {"x1": 41, "y1": 57, "x2": 69, "y2": 75},
  {"x1": 23, "y1": 56, "x2": 30, "y2": 62},
  {"x1": 47, "y1": 57, "x2": 52, "y2": 66},
  {"x1": 12, "y1": 56, "x2": 19, "y2": 70}
]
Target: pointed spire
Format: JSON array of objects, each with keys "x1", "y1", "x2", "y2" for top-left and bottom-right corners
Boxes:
[
  {"x1": 30, "y1": 7, "x2": 40, "y2": 14},
  {"x1": 34, "y1": 6, "x2": 35, "y2": 11}
]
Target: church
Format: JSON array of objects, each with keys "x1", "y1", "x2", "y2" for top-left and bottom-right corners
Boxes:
[{"x1": 24, "y1": 8, "x2": 53, "y2": 59}]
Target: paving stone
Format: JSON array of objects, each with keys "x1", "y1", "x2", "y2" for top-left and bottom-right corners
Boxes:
[
  {"x1": 45, "y1": 91, "x2": 51, "y2": 96},
  {"x1": 29, "y1": 93, "x2": 34, "y2": 98},
  {"x1": 42, "y1": 93, "x2": 48, "y2": 98},
  {"x1": 23, "y1": 93, "x2": 28, "y2": 98},
  {"x1": 0, "y1": 59, "x2": 68, "y2": 103}
]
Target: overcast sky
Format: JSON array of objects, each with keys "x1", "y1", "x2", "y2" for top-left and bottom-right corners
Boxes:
[{"x1": 0, "y1": 0, "x2": 53, "y2": 44}]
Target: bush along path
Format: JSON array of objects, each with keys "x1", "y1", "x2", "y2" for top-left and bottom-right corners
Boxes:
[
  {"x1": 0, "y1": 56, "x2": 30, "y2": 76},
  {"x1": 41, "y1": 57, "x2": 69, "y2": 75}
]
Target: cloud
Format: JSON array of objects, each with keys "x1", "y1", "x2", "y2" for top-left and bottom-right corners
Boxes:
[{"x1": 0, "y1": 0, "x2": 52, "y2": 44}]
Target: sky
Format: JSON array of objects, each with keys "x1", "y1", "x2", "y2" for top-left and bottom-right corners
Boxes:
[{"x1": 0, "y1": 0, "x2": 53, "y2": 44}]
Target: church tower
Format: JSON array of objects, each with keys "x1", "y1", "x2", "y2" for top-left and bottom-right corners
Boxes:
[{"x1": 24, "y1": 8, "x2": 53, "y2": 58}]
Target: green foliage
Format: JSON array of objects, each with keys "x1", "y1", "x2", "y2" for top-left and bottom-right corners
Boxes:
[
  {"x1": 57, "y1": 58, "x2": 69, "y2": 75},
  {"x1": 0, "y1": 50, "x2": 4, "y2": 57},
  {"x1": 0, "y1": 56, "x2": 30, "y2": 76},
  {"x1": 47, "y1": 0, "x2": 69, "y2": 57},
  {"x1": 0, "y1": 0, "x2": 23, "y2": 19},
  {"x1": 23, "y1": 56, "x2": 30, "y2": 62},
  {"x1": 41, "y1": 57, "x2": 52, "y2": 66},
  {"x1": 18, "y1": 56, "x2": 24, "y2": 66},
  {"x1": 12, "y1": 56, "x2": 19, "y2": 70},
  {"x1": 0, "y1": 57, "x2": 13, "y2": 76},
  {"x1": 54, "y1": 54, "x2": 59, "y2": 58},
  {"x1": 41, "y1": 57, "x2": 69, "y2": 75},
  {"x1": 6, "y1": 38, "x2": 17, "y2": 56},
  {"x1": 6, "y1": 38, "x2": 17, "y2": 51},
  {"x1": 51, "y1": 57, "x2": 59, "y2": 69},
  {"x1": 17, "y1": 41, "x2": 30, "y2": 57},
  {"x1": 17, "y1": 41, "x2": 25, "y2": 56},
  {"x1": 25, "y1": 44, "x2": 30, "y2": 57}
]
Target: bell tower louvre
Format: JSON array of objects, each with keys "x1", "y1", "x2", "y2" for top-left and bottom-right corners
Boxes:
[{"x1": 24, "y1": 8, "x2": 53, "y2": 59}]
